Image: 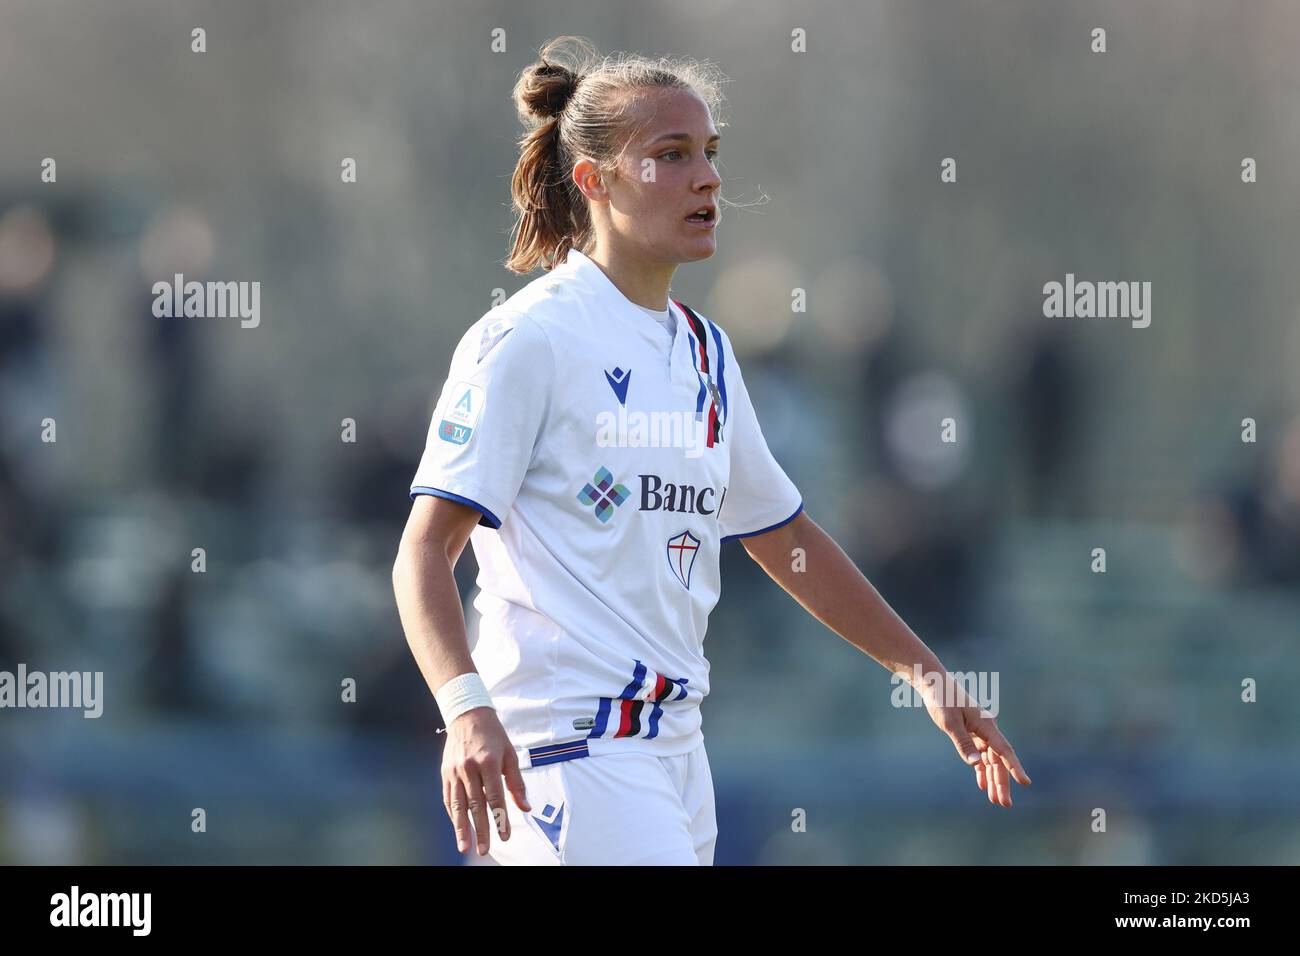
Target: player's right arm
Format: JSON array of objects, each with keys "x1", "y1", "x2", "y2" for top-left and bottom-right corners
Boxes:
[{"x1": 392, "y1": 493, "x2": 531, "y2": 856}]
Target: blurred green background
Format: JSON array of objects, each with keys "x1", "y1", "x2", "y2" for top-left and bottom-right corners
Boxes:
[{"x1": 1, "y1": 0, "x2": 1298, "y2": 864}]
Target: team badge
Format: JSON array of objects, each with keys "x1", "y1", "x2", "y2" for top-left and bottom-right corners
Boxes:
[
  {"x1": 438, "y1": 381, "x2": 483, "y2": 445},
  {"x1": 666, "y1": 529, "x2": 702, "y2": 590}
]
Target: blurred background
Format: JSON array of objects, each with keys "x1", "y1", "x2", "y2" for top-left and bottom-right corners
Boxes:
[{"x1": 2, "y1": 0, "x2": 1298, "y2": 865}]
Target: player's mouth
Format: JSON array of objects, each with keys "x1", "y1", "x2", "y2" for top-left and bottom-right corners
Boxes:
[{"x1": 684, "y1": 206, "x2": 717, "y2": 229}]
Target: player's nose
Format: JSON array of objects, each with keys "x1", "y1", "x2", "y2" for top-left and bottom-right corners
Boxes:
[
  {"x1": 694, "y1": 155, "x2": 721, "y2": 191},
  {"x1": 696, "y1": 163, "x2": 721, "y2": 192}
]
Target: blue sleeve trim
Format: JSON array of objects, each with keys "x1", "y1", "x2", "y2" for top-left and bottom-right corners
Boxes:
[
  {"x1": 721, "y1": 500, "x2": 804, "y2": 542},
  {"x1": 409, "y1": 486, "x2": 503, "y2": 529}
]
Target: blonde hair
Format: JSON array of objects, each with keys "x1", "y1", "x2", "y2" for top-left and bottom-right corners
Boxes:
[{"x1": 505, "y1": 35, "x2": 727, "y2": 274}]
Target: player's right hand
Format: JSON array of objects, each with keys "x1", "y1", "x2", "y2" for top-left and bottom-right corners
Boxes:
[{"x1": 441, "y1": 707, "x2": 531, "y2": 856}]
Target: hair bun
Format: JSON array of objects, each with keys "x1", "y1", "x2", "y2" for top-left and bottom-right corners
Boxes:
[{"x1": 517, "y1": 62, "x2": 582, "y2": 123}]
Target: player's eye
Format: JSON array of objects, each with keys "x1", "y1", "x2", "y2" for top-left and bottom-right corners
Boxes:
[{"x1": 658, "y1": 148, "x2": 719, "y2": 164}]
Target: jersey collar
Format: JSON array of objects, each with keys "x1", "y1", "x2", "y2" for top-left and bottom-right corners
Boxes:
[
  {"x1": 559, "y1": 248, "x2": 701, "y2": 386},
  {"x1": 559, "y1": 248, "x2": 682, "y2": 336}
]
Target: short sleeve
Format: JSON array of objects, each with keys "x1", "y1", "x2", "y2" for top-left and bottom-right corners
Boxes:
[
  {"x1": 409, "y1": 312, "x2": 554, "y2": 529},
  {"x1": 718, "y1": 351, "x2": 803, "y2": 541}
]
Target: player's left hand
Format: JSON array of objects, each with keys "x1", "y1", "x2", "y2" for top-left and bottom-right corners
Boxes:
[
  {"x1": 969, "y1": 730, "x2": 1028, "y2": 808},
  {"x1": 919, "y1": 674, "x2": 1031, "y2": 808}
]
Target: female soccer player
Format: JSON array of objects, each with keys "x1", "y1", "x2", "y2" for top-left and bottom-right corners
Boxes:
[{"x1": 392, "y1": 36, "x2": 1031, "y2": 866}]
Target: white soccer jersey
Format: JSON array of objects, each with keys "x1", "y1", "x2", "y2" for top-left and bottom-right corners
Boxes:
[{"x1": 410, "y1": 249, "x2": 802, "y2": 766}]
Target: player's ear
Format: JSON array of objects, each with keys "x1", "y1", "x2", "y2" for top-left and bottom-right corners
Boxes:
[{"x1": 573, "y1": 157, "x2": 608, "y2": 204}]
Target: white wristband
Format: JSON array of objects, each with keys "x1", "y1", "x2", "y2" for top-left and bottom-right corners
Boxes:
[{"x1": 434, "y1": 672, "x2": 495, "y2": 726}]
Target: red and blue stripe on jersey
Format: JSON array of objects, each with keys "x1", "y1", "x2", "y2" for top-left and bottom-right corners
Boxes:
[
  {"x1": 674, "y1": 300, "x2": 727, "y2": 447},
  {"x1": 587, "y1": 659, "x2": 690, "y2": 742}
]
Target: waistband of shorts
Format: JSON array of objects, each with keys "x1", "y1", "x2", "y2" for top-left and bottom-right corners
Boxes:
[
  {"x1": 517, "y1": 739, "x2": 591, "y2": 769},
  {"x1": 516, "y1": 729, "x2": 704, "y2": 769}
]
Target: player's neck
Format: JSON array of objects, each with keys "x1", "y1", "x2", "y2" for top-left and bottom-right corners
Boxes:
[{"x1": 584, "y1": 241, "x2": 676, "y2": 313}]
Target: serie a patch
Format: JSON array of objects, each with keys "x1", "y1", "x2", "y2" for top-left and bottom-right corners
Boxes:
[{"x1": 438, "y1": 382, "x2": 484, "y2": 445}]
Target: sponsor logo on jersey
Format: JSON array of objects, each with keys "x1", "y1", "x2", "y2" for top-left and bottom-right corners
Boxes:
[
  {"x1": 666, "y1": 530, "x2": 702, "y2": 590},
  {"x1": 576, "y1": 466, "x2": 631, "y2": 523},
  {"x1": 438, "y1": 382, "x2": 484, "y2": 445},
  {"x1": 578, "y1": 471, "x2": 727, "y2": 523},
  {"x1": 604, "y1": 366, "x2": 631, "y2": 405},
  {"x1": 639, "y1": 474, "x2": 724, "y2": 516}
]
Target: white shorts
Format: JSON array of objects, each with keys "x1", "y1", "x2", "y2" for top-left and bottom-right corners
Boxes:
[{"x1": 486, "y1": 742, "x2": 717, "y2": 866}]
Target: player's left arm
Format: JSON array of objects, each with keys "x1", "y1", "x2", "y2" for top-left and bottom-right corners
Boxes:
[{"x1": 740, "y1": 511, "x2": 1032, "y2": 807}]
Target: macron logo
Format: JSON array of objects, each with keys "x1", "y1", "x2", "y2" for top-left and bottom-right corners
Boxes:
[
  {"x1": 604, "y1": 367, "x2": 631, "y2": 405},
  {"x1": 477, "y1": 322, "x2": 512, "y2": 363}
]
